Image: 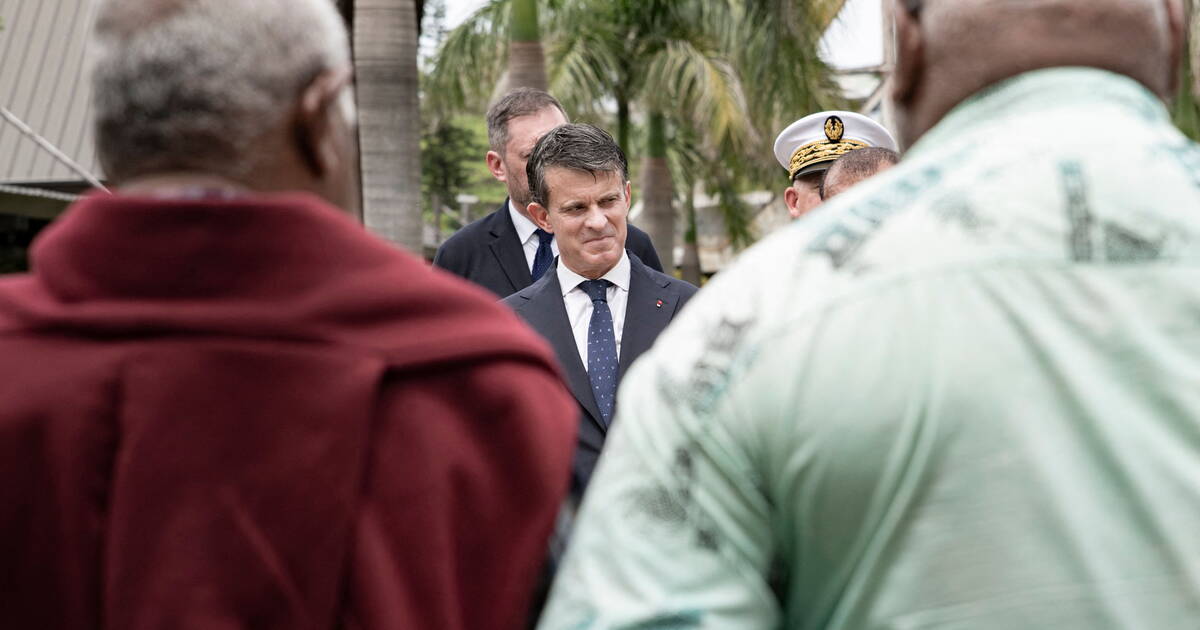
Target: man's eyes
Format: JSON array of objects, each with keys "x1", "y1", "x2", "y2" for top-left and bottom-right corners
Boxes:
[{"x1": 560, "y1": 197, "x2": 619, "y2": 213}]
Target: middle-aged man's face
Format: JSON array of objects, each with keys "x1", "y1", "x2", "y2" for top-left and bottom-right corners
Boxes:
[
  {"x1": 489, "y1": 107, "x2": 568, "y2": 210},
  {"x1": 784, "y1": 172, "x2": 823, "y2": 219},
  {"x1": 530, "y1": 168, "x2": 630, "y2": 279}
]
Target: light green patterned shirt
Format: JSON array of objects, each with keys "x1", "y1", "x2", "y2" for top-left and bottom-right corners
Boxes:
[{"x1": 538, "y1": 68, "x2": 1200, "y2": 629}]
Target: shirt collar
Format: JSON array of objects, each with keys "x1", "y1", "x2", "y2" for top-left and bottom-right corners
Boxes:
[
  {"x1": 558, "y1": 250, "x2": 631, "y2": 297},
  {"x1": 508, "y1": 199, "x2": 542, "y2": 244}
]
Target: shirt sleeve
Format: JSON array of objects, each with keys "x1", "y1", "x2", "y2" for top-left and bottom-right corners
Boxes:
[{"x1": 538, "y1": 314, "x2": 781, "y2": 629}]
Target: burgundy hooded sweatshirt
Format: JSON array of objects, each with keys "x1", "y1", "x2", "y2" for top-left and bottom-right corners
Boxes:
[{"x1": 0, "y1": 193, "x2": 577, "y2": 630}]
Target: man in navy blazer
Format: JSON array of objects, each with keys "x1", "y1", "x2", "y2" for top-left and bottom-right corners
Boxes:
[
  {"x1": 503, "y1": 124, "x2": 697, "y2": 493},
  {"x1": 433, "y1": 89, "x2": 662, "y2": 297}
]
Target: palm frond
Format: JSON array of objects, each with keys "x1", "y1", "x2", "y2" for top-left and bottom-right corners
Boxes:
[
  {"x1": 545, "y1": 22, "x2": 624, "y2": 122},
  {"x1": 425, "y1": 0, "x2": 510, "y2": 113},
  {"x1": 642, "y1": 38, "x2": 757, "y2": 156}
]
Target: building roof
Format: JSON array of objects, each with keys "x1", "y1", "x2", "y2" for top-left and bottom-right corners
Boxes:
[
  {"x1": 0, "y1": 0, "x2": 429, "y2": 186},
  {"x1": 0, "y1": 0, "x2": 102, "y2": 184}
]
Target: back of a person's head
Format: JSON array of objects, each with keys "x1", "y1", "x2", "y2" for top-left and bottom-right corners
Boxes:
[
  {"x1": 821, "y1": 147, "x2": 900, "y2": 200},
  {"x1": 91, "y1": 0, "x2": 352, "y2": 184},
  {"x1": 892, "y1": 0, "x2": 1182, "y2": 147}
]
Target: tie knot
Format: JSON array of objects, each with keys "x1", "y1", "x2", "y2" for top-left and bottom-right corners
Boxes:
[
  {"x1": 580, "y1": 279, "x2": 612, "y2": 303},
  {"x1": 535, "y1": 228, "x2": 554, "y2": 246}
]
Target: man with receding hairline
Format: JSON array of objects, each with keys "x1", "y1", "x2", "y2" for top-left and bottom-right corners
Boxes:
[
  {"x1": 0, "y1": 1, "x2": 576, "y2": 628},
  {"x1": 820, "y1": 147, "x2": 899, "y2": 201},
  {"x1": 540, "y1": 0, "x2": 1200, "y2": 627}
]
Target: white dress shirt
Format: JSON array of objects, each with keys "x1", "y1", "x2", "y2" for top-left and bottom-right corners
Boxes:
[
  {"x1": 557, "y1": 251, "x2": 630, "y2": 369},
  {"x1": 509, "y1": 200, "x2": 559, "y2": 272}
]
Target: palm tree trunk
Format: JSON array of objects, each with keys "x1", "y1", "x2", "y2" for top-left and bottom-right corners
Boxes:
[
  {"x1": 507, "y1": 0, "x2": 547, "y2": 91},
  {"x1": 432, "y1": 192, "x2": 443, "y2": 246},
  {"x1": 641, "y1": 110, "x2": 674, "y2": 272},
  {"x1": 616, "y1": 95, "x2": 630, "y2": 154},
  {"x1": 1191, "y1": 0, "x2": 1200, "y2": 102},
  {"x1": 681, "y1": 185, "x2": 701, "y2": 286},
  {"x1": 354, "y1": 0, "x2": 423, "y2": 253}
]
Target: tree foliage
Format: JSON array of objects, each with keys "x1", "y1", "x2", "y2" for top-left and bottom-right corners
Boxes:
[
  {"x1": 428, "y1": 0, "x2": 843, "y2": 251},
  {"x1": 422, "y1": 118, "x2": 484, "y2": 212},
  {"x1": 1173, "y1": 2, "x2": 1200, "y2": 141}
]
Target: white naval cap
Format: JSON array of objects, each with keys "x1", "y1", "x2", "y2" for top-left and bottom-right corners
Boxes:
[{"x1": 773, "y1": 111, "x2": 898, "y2": 180}]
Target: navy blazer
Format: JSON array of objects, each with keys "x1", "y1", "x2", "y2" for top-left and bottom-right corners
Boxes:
[
  {"x1": 502, "y1": 254, "x2": 697, "y2": 492},
  {"x1": 433, "y1": 200, "x2": 664, "y2": 298}
]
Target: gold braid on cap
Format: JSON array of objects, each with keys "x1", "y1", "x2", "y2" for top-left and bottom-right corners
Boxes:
[{"x1": 787, "y1": 115, "x2": 868, "y2": 179}]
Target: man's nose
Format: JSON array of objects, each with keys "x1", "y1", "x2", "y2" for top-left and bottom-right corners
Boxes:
[{"x1": 583, "y1": 205, "x2": 607, "y2": 230}]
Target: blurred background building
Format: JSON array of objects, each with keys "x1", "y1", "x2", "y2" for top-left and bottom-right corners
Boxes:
[
  {"x1": 0, "y1": 0, "x2": 894, "y2": 276},
  {"x1": 0, "y1": 0, "x2": 103, "y2": 271}
]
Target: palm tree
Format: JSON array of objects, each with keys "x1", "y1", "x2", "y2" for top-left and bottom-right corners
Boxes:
[
  {"x1": 1173, "y1": 0, "x2": 1200, "y2": 140},
  {"x1": 353, "y1": 0, "x2": 424, "y2": 253},
  {"x1": 508, "y1": 0, "x2": 547, "y2": 90},
  {"x1": 550, "y1": 0, "x2": 842, "y2": 267},
  {"x1": 429, "y1": 0, "x2": 843, "y2": 266}
]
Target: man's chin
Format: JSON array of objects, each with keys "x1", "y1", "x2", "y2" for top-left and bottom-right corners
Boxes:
[
  {"x1": 565, "y1": 249, "x2": 618, "y2": 277},
  {"x1": 586, "y1": 249, "x2": 621, "y2": 267},
  {"x1": 583, "y1": 239, "x2": 621, "y2": 256}
]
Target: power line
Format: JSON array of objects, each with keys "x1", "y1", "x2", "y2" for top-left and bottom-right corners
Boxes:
[{"x1": 0, "y1": 106, "x2": 108, "y2": 193}]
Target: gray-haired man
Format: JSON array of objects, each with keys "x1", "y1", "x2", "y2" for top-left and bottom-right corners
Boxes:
[
  {"x1": 503, "y1": 123, "x2": 697, "y2": 493},
  {"x1": 0, "y1": 0, "x2": 577, "y2": 628}
]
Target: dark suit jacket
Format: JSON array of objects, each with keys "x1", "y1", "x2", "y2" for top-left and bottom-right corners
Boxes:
[
  {"x1": 433, "y1": 201, "x2": 665, "y2": 297},
  {"x1": 502, "y1": 254, "x2": 697, "y2": 492}
]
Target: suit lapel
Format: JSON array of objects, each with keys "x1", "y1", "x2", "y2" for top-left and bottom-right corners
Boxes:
[
  {"x1": 487, "y1": 200, "x2": 534, "y2": 294},
  {"x1": 619, "y1": 257, "x2": 675, "y2": 379},
  {"x1": 520, "y1": 272, "x2": 604, "y2": 428}
]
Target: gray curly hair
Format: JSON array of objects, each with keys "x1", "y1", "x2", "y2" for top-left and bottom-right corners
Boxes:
[{"x1": 91, "y1": 0, "x2": 352, "y2": 182}]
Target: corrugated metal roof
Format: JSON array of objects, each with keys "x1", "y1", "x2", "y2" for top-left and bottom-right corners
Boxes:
[{"x1": 0, "y1": 0, "x2": 102, "y2": 184}]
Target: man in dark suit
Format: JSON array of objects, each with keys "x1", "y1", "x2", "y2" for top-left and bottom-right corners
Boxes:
[
  {"x1": 503, "y1": 124, "x2": 697, "y2": 492},
  {"x1": 433, "y1": 89, "x2": 662, "y2": 297}
]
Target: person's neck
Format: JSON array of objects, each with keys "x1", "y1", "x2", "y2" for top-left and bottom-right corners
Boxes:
[
  {"x1": 903, "y1": 57, "x2": 1165, "y2": 148},
  {"x1": 118, "y1": 172, "x2": 251, "y2": 198},
  {"x1": 509, "y1": 197, "x2": 533, "y2": 219}
]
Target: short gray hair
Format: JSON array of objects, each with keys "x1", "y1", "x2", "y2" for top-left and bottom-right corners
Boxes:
[
  {"x1": 91, "y1": 0, "x2": 352, "y2": 182},
  {"x1": 486, "y1": 88, "x2": 567, "y2": 153},
  {"x1": 820, "y1": 147, "x2": 900, "y2": 199},
  {"x1": 526, "y1": 123, "x2": 628, "y2": 207}
]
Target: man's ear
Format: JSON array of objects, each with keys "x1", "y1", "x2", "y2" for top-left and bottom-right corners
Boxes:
[
  {"x1": 623, "y1": 180, "x2": 633, "y2": 209},
  {"x1": 890, "y1": 0, "x2": 924, "y2": 106},
  {"x1": 296, "y1": 67, "x2": 353, "y2": 178},
  {"x1": 529, "y1": 202, "x2": 553, "y2": 232},
  {"x1": 784, "y1": 186, "x2": 802, "y2": 219},
  {"x1": 486, "y1": 150, "x2": 507, "y2": 182}
]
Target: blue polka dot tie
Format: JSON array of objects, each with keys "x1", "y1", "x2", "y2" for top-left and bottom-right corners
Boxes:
[
  {"x1": 531, "y1": 229, "x2": 555, "y2": 281},
  {"x1": 581, "y1": 279, "x2": 618, "y2": 427}
]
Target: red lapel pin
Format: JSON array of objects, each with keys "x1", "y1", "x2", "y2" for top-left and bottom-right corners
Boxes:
[{"x1": 656, "y1": 299, "x2": 664, "y2": 308}]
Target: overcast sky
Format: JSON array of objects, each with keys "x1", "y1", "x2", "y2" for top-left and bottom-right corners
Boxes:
[{"x1": 442, "y1": 0, "x2": 884, "y2": 69}]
